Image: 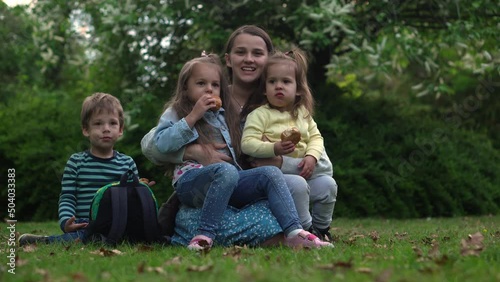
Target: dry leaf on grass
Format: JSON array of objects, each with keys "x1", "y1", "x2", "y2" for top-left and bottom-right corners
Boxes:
[
  {"x1": 22, "y1": 244, "x2": 37, "y2": 253},
  {"x1": 356, "y1": 267, "x2": 373, "y2": 274},
  {"x1": 136, "y1": 244, "x2": 155, "y2": 252},
  {"x1": 223, "y1": 245, "x2": 245, "y2": 261},
  {"x1": 369, "y1": 231, "x2": 380, "y2": 242},
  {"x1": 460, "y1": 232, "x2": 485, "y2": 256},
  {"x1": 137, "y1": 261, "x2": 146, "y2": 273},
  {"x1": 317, "y1": 259, "x2": 354, "y2": 271},
  {"x1": 163, "y1": 256, "x2": 182, "y2": 266},
  {"x1": 146, "y1": 266, "x2": 166, "y2": 274},
  {"x1": 90, "y1": 247, "x2": 123, "y2": 257},
  {"x1": 187, "y1": 264, "x2": 213, "y2": 272},
  {"x1": 71, "y1": 272, "x2": 88, "y2": 281}
]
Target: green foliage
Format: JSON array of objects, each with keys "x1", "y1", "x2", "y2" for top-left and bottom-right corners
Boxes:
[
  {"x1": 0, "y1": 89, "x2": 84, "y2": 220},
  {"x1": 1, "y1": 0, "x2": 498, "y2": 221},
  {"x1": 317, "y1": 95, "x2": 500, "y2": 218}
]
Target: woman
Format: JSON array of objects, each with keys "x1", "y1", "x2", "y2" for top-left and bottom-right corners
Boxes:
[{"x1": 142, "y1": 25, "x2": 338, "y2": 246}]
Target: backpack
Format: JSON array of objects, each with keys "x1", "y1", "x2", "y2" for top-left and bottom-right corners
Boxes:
[{"x1": 83, "y1": 170, "x2": 164, "y2": 245}]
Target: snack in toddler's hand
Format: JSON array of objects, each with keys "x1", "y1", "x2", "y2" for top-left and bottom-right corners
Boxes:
[
  {"x1": 139, "y1": 178, "x2": 150, "y2": 184},
  {"x1": 281, "y1": 127, "x2": 301, "y2": 145},
  {"x1": 211, "y1": 95, "x2": 222, "y2": 111}
]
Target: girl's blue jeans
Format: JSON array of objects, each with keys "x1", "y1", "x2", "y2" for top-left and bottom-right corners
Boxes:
[{"x1": 175, "y1": 163, "x2": 302, "y2": 238}]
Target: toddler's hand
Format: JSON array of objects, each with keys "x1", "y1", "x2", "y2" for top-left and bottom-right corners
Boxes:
[{"x1": 274, "y1": 141, "x2": 295, "y2": 156}]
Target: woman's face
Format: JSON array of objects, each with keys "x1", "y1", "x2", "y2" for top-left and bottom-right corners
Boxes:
[{"x1": 225, "y1": 33, "x2": 269, "y2": 85}]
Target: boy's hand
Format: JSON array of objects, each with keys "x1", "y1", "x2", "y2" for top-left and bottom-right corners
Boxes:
[
  {"x1": 297, "y1": 155, "x2": 317, "y2": 179},
  {"x1": 273, "y1": 141, "x2": 295, "y2": 156},
  {"x1": 64, "y1": 216, "x2": 88, "y2": 233},
  {"x1": 139, "y1": 178, "x2": 156, "y2": 186}
]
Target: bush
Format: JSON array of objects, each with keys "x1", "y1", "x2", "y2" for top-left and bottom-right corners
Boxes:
[{"x1": 318, "y1": 95, "x2": 500, "y2": 218}]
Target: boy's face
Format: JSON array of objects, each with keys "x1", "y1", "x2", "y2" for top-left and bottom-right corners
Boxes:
[
  {"x1": 82, "y1": 110, "x2": 123, "y2": 158},
  {"x1": 264, "y1": 62, "x2": 298, "y2": 111}
]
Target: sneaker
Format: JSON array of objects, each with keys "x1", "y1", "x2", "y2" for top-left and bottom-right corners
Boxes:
[
  {"x1": 187, "y1": 235, "x2": 213, "y2": 251},
  {"x1": 284, "y1": 230, "x2": 333, "y2": 249},
  {"x1": 309, "y1": 226, "x2": 333, "y2": 242},
  {"x1": 18, "y1": 233, "x2": 49, "y2": 246}
]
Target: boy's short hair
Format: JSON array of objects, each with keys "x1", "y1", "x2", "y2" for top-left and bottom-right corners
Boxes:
[{"x1": 81, "y1": 93, "x2": 124, "y2": 129}]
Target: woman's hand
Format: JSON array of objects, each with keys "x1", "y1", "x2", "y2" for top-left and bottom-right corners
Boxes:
[
  {"x1": 184, "y1": 143, "x2": 232, "y2": 166},
  {"x1": 63, "y1": 216, "x2": 88, "y2": 233},
  {"x1": 297, "y1": 155, "x2": 317, "y2": 179}
]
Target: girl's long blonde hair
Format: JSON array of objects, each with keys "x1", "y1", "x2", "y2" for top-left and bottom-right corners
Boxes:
[{"x1": 160, "y1": 53, "x2": 242, "y2": 159}]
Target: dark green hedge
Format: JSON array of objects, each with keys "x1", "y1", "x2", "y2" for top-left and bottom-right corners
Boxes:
[
  {"x1": 318, "y1": 96, "x2": 500, "y2": 218},
  {"x1": 1, "y1": 90, "x2": 498, "y2": 221}
]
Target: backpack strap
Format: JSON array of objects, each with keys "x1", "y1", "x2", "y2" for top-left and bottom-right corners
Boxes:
[
  {"x1": 136, "y1": 184, "x2": 161, "y2": 242},
  {"x1": 105, "y1": 186, "x2": 128, "y2": 244}
]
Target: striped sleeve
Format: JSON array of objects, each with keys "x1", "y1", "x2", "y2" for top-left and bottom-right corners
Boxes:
[{"x1": 58, "y1": 151, "x2": 138, "y2": 232}]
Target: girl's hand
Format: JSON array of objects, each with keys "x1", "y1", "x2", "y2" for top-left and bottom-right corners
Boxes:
[
  {"x1": 63, "y1": 216, "x2": 88, "y2": 233},
  {"x1": 297, "y1": 155, "x2": 317, "y2": 179},
  {"x1": 185, "y1": 94, "x2": 217, "y2": 128},
  {"x1": 274, "y1": 140, "x2": 295, "y2": 156}
]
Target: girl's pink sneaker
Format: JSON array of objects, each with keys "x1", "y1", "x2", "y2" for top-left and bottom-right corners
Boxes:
[
  {"x1": 284, "y1": 230, "x2": 334, "y2": 249},
  {"x1": 187, "y1": 235, "x2": 213, "y2": 251}
]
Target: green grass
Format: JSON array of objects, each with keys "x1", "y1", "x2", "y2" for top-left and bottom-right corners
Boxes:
[{"x1": 2, "y1": 215, "x2": 499, "y2": 282}]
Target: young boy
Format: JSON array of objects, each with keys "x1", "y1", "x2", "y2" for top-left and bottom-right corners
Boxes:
[{"x1": 19, "y1": 92, "x2": 139, "y2": 245}]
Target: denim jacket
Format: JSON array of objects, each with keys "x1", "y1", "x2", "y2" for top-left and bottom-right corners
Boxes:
[{"x1": 154, "y1": 107, "x2": 242, "y2": 184}]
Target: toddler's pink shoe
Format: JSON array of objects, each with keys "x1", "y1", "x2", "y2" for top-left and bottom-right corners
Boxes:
[
  {"x1": 284, "y1": 230, "x2": 334, "y2": 249},
  {"x1": 187, "y1": 235, "x2": 213, "y2": 251}
]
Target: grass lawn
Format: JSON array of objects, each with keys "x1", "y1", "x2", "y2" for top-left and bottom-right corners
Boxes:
[{"x1": 2, "y1": 215, "x2": 499, "y2": 282}]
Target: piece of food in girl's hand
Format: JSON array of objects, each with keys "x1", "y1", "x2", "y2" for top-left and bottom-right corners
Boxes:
[
  {"x1": 211, "y1": 95, "x2": 222, "y2": 111},
  {"x1": 281, "y1": 127, "x2": 301, "y2": 145}
]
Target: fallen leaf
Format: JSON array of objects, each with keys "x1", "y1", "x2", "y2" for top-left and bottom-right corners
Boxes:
[
  {"x1": 90, "y1": 247, "x2": 123, "y2": 257},
  {"x1": 460, "y1": 232, "x2": 485, "y2": 256},
  {"x1": 137, "y1": 245, "x2": 154, "y2": 252},
  {"x1": 146, "y1": 266, "x2": 165, "y2": 274},
  {"x1": 317, "y1": 259, "x2": 353, "y2": 271},
  {"x1": 223, "y1": 246, "x2": 244, "y2": 261},
  {"x1": 164, "y1": 256, "x2": 182, "y2": 266},
  {"x1": 71, "y1": 272, "x2": 88, "y2": 281},
  {"x1": 428, "y1": 242, "x2": 440, "y2": 258},
  {"x1": 369, "y1": 231, "x2": 380, "y2": 242},
  {"x1": 356, "y1": 267, "x2": 373, "y2": 274},
  {"x1": 412, "y1": 246, "x2": 424, "y2": 258},
  {"x1": 22, "y1": 244, "x2": 37, "y2": 253},
  {"x1": 187, "y1": 264, "x2": 213, "y2": 272},
  {"x1": 137, "y1": 261, "x2": 146, "y2": 273},
  {"x1": 394, "y1": 232, "x2": 408, "y2": 239}
]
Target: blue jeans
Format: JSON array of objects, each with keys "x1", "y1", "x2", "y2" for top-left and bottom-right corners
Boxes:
[
  {"x1": 175, "y1": 162, "x2": 238, "y2": 239},
  {"x1": 47, "y1": 219, "x2": 88, "y2": 243},
  {"x1": 229, "y1": 166, "x2": 302, "y2": 236}
]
